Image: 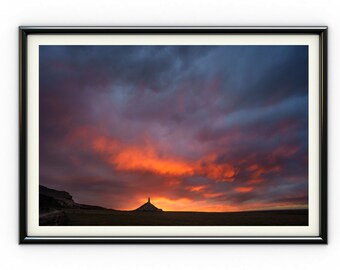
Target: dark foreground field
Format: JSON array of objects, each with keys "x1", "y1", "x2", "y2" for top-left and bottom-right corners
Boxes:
[{"x1": 43, "y1": 209, "x2": 308, "y2": 226}]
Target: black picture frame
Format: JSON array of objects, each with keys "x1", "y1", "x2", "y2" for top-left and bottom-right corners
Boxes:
[{"x1": 19, "y1": 26, "x2": 328, "y2": 244}]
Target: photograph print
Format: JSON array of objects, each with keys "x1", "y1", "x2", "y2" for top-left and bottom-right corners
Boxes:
[{"x1": 39, "y1": 44, "x2": 310, "y2": 227}]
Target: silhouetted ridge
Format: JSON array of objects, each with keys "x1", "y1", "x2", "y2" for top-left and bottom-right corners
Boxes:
[
  {"x1": 135, "y1": 197, "x2": 163, "y2": 212},
  {"x1": 39, "y1": 185, "x2": 108, "y2": 210},
  {"x1": 39, "y1": 185, "x2": 111, "y2": 225}
]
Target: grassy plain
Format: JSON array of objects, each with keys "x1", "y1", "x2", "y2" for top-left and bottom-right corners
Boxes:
[{"x1": 60, "y1": 209, "x2": 308, "y2": 226}]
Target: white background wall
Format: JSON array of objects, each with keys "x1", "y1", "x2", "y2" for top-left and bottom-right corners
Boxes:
[{"x1": 0, "y1": 0, "x2": 338, "y2": 269}]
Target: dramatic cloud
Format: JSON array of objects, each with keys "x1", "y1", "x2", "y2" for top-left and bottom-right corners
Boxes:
[{"x1": 39, "y1": 45, "x2": 308, "y2": 211}]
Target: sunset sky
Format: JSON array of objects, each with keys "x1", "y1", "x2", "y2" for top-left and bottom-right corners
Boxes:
[{"x1": 39, "y1": 45, "x2": 308, "y2": 212}]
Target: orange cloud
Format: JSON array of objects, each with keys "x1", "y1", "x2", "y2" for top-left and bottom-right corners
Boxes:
[
  {"x1": 201, "y1": 163, "x2": 237, "y2": 182},
  {"x1": 247, "y1": 163, "x2": 282, "y2": 178},
  {"x1": 247, "y1": 178, "x2": 264, "y2": 184},
  {"x1": 91, "y1": 136, "x2": 195, "y2": 176},
  {"x1": 92, "y1": 136, "x2": 117, "y2": 153},
  {"x1": 203, "y1": 192, "x2": 224, "y2": 199},
  {"x1": 91, "y1": 136, "x2": 238, "y2": 181},
  {"x1": 197, "y1": 154, "x2": 238, "y2": 182},
  {"x1": 235, "y1": 187, "x2": 254, "y2": 193},
  {"x1": 111, "y1": 146, "x2": 194, "y2": 176},
  {"x1": 187, "y1": 185, "x2": 207, "y2": 192},
  {"x1": 164, "y1": 178, "x2": 182, "y2": 187},
  {"x1": 247, "y1": 164, "x2": 265, "y2": 177}
]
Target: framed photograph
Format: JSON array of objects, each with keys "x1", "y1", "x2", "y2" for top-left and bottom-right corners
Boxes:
[{"x1": 19, "y1": 27, "x2": 327, "y2": 244}]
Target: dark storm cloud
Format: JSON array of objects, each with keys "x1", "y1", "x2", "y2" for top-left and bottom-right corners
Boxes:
[{"x1": 39, "y1": 45, "x2": 308, "y2": 211}]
